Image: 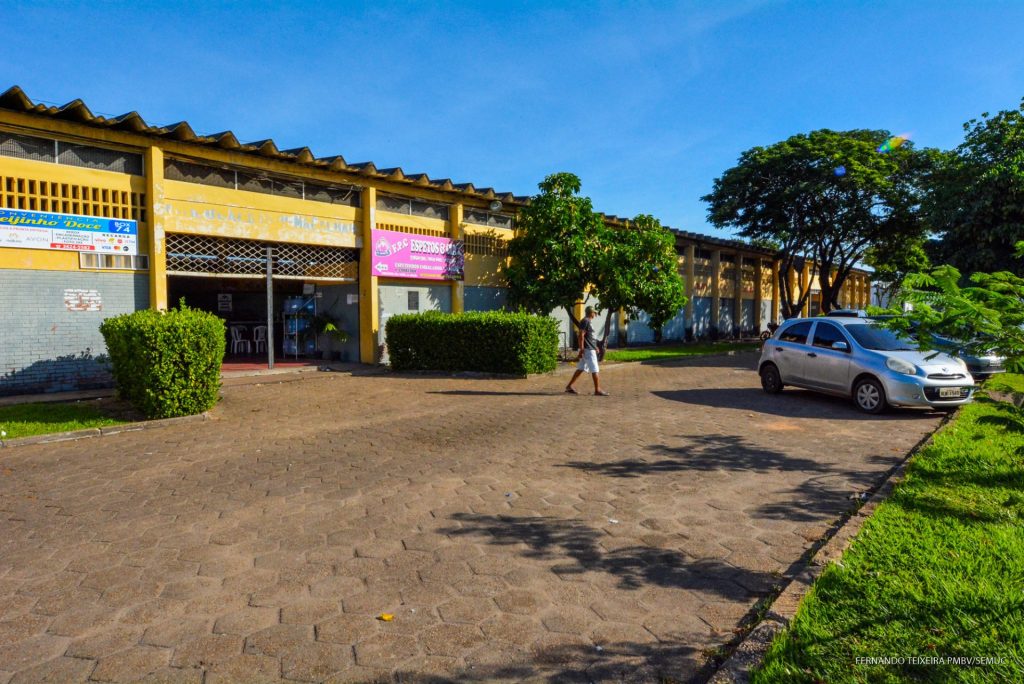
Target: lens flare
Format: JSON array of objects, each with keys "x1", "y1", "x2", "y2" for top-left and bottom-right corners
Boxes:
[{"x1": 877, "y1": 133, "x2": 911, "y2": 154}]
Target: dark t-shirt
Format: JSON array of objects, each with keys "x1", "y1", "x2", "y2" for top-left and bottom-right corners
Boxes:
[{"x1": 579, "y1": 317, "x2": 598, "y2": 350}]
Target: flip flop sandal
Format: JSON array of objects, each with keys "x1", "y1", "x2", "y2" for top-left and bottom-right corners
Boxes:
[
  {"x1": 565, "y1": 387, "x2": 578, "y2": 394},
  {"x1": 596, "y1": 390, "x2": 610, "y2": 396}
]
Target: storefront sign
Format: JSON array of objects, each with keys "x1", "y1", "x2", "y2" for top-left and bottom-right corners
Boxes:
[
  {"x1": 370, "y1": 228, "x2": 464, "y2": 281},
  {"x1": 217, "y1": 294, "x2": 233, "y2": 312},
  {"x1": 0, "y1": 208, "x2": 138, "y2": 254}
]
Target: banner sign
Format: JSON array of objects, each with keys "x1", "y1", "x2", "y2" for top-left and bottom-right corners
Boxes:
[
  {"x1": 370, "y1": 228, "x2": 464, "y2": 281},
  {"x1": 0, "y1": 208, "x2": 138, "y2": 255}
]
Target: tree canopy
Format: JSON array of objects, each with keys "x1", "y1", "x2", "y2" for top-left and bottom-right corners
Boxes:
[
  {"x1": 703, "y1": 129, "x2": 930, "y2": 316},
  {"x1": 505, "y1": 173, "x2": 686, "y2": 342},
  {"x1": 927, "y1": 98, "x2": 1024, "y2": 276}
]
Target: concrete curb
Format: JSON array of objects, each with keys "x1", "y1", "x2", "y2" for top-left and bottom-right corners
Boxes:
[
  {"x1": 707, "y1": 410, "x2": 955, "y2": 684},
  {"x1": 0, "y1": 412, "x2": 211, "y2": 450}
]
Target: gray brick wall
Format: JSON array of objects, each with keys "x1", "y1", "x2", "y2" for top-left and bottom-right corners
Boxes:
[{"x1": 0, "y1": 269, "x2": 149, "y2": 395}]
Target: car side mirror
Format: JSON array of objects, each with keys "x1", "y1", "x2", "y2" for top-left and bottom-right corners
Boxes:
[{"x1": 832, "y1": 341, "x2": 849, "y2": 352}]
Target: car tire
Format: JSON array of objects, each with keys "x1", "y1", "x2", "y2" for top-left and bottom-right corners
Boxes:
[
  {"x1": 853, "y1": 377, "x2": 887, "y2": 414},
  {"x1": 760, "y1": 364, "x2": 783, "y2": 394}
]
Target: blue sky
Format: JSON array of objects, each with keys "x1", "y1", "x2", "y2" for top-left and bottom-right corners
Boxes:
[{"x1": 3, "y1": 1, "x2": 1023, "y2": 238}]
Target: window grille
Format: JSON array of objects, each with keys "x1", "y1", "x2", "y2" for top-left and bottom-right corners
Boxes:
[
  {"x1": 0, "y1": 131, "x2": 142, "y2": 175},
  {"x1": 165, "y1": 233, "x2": 357, "y2": 281},
  {"x1": 164, "y1": 158, "x2": 234, "y2": 188},
  {"x1": 377, "y1": 194, "x2": 449, "y2": 220},
  {"x1": 464, "y1": 233, "x2": 509, "y2": 258},
  {"x1": 163, "y1": 158, "x2": 360, "y2": 207},
  {"x1": 0, "y1": 173, "x2": 145, "y2": 221},
  {"x1": 79, "y1": 253, "x2": 149, "y2": 270},
  {"x1": 0, "y1": 132, "x2": 55, "y2": 163},
  {"x1": 376, "y1": 221, "x2": 446, "y2": 237},
  {"x1": 464, "y1": 208, "x2": 513, "y2": 229},
  {"x1": 58, "y1": 142, "x2": 143, "y2": 175}
]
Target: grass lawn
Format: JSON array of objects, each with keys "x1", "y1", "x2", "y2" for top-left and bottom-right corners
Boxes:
[
  {"x1": 753, "y1": 374, "x2": 1024, "y2": 683},
  {"x1": 602, "y1": 342, "x2": 759, "y2": 363},
  {"x1": 0, "y1": 401, "x2": 126, "y2": 440}
]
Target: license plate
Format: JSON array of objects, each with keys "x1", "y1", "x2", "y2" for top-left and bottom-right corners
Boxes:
[{"x1": 939, "y1": 387, "x2": 963, "y2": 398}]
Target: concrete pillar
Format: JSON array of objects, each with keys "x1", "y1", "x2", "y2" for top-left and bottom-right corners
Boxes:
[
  {"x1": 771, "y1": 260, "x2": 780, "y2": 323},
  {"x1": 684, "y1": 244, "x2": 695, "y2": 340},
  {"x1": 450, "y1": 202, "x2": 464, "y2": 314},
  {"x1": 800, "y1": 261, "x2": 811, "y2": 317},
  {"x1": 787, "y1": 265, "x2": 798, "y2": 318},
  {"x1": 754, "y1": 259, "x2": 764, "y2": 332},
  {"x1": 711, "y1": 249, "x2": 721, "y2": 337},
  {"x1": 144, "y1": 146, "x2": 167, "y2": 311},
  {"x1": 358, "y1": 186, "x2": 379, "y2": 363},
  {"x1": 733, "y1": 254, "x2": 743, "y2": 337}
]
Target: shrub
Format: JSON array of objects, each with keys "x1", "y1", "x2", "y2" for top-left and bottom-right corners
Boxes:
[
  {"x1": 100, "y1": 302, "x2": 226, "y2": 419},
  {"x1": 386, "y1": 311, "x2": 558, "y2": 375}
]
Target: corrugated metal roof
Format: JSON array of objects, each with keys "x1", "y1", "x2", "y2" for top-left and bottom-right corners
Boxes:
[{"x1": 0, "y1": 85, "x2": 782, "y2": 256}]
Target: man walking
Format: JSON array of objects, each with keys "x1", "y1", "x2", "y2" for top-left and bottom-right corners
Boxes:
[{"x1": 566, "y1": 306, "x2": 609, "y2": 396}]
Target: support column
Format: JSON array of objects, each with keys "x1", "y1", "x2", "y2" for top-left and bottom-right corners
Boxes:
[
  {"x1": 733, "y1": 254, "x2": 743, "y2": 337},
  {"x1": 754, "y1": 259, "x2": 764, "y2": 332},
  {"x1": 787, "y1": 265, "x2": 798, "y2": 319},
  {"x1": 358, "y1": 186, "x2": 379, "y2": 364},
  {"x1": 684, "y1": 244, "x2": 695, "y2": 340},
  {"x1": 450, "y1": 202, "x2": 464, "y2": 314},
  {"x1": 143, "y1": 146, "x2": 167, "y2": 311},
  {"x1": 771, "y1": 259, "x2": 780, "y2": 323},
  {"x1": 800, "y1": 261, "x2": 811, "y2": 317},
  {"x1": 711, "y1": 249, "x2": 721, "y2": 338}
]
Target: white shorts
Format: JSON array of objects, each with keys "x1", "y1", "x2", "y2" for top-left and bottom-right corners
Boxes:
[{"x1": 577, "y1": 349, "x2": 600, "y2": 373}]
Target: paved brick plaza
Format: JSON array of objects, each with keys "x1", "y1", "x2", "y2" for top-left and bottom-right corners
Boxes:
[{"x1": 0, "y1": 354, "x2": 942, "y2": 683}]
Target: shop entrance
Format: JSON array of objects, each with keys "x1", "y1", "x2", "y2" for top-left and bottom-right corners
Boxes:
[{"x1": 165, "y1": 233, "x2": 359, "y2": 368}]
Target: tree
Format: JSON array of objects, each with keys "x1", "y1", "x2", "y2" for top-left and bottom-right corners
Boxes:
[
  {"x1": 927, "y1": 98, "x2": 1024, "y2": 276},
  {"x1": 506, "y1": 173, "x2": 686, "y2": 347},
  {"x1": 596, "y1": 214, "x2": 687, "y2": 343},
  {"x1": 880, "y1": 243, "x2": 1024, "y2": 373},
  {"x1": 703, "y1": 129, "x2": 930, "y2": 315},
  {"x1": 505, "y1": 172, "x2": 607, "y2": 329},
  {"x1": 864, "y1": 236, "x2": 930, "y2": 307}
]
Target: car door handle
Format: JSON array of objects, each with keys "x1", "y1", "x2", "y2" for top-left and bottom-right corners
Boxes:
[{"x1": 807, "y1": 352, "x2": 817, "y2": 357}]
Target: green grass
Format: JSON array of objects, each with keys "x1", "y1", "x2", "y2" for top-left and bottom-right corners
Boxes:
[
  {"x1": 602, "y1": 342, "x2": 759, "y2": 363},
  {"x1": 0, "y1": 402, "x2": 124, "y2": 440},
  {"x1": 752, "y1": 375, "x2": 1024, "y2": 683}
]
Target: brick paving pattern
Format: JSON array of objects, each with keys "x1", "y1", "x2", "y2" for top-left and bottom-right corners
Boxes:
[{"x1": 0, "y1": 353, "x2": 942, "y2": 682}]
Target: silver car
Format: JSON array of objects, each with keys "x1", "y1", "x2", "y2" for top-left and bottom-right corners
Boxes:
[{"x1": 758, "y1": 317, "x2": 976, "y2": 413}]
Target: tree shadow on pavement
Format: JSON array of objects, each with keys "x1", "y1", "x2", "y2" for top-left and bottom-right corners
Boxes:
[
  {"x1": 653, "y1": 387, "x2": 945, "y2": 421},
  {"x1": 440, "y1": 513, "x2": 772, "y2": 599},
  {"x1": 396, "y1": 640, "x2": 705, "y2": 683},
  {"x1": 562, "y1": 433, "x2": 831, "y2": 477}
]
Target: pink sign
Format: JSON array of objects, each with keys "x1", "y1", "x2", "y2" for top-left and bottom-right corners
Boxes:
[{"x1": 370, "y1": 228, "x2": 464, "y2": 281}]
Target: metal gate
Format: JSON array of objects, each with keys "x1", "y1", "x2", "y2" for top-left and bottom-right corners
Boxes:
[
  {"x1": 165, "y1": 233, "x2": 358, "y2": 368},
  {"x1": 165, "y1": 233, "x2": 357, "y2": 281}
]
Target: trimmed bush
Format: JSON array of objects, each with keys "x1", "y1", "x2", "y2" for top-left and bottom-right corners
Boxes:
[
  {"x1": 100, "y1": 303, "x2": 226, "y2": 419},
  {"x1": 386, "y1": 311, "x2": 558, "y2": 375}
]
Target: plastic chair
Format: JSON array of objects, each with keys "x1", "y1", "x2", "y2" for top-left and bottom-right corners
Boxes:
[
  {"x1": 252, "y1": 326, "x2": 267, "y2": 354},
  {"x1": 230, "y1": 326, "x2": 252, "y2": 354}
]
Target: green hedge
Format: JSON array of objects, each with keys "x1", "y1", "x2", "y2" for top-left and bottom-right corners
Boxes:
[
  {"x1": 385, "y1": 311, "x2": 558, "y2": 375},
  {"x1": 100, "y1": 303, "x2": 226, "y2": 419}
]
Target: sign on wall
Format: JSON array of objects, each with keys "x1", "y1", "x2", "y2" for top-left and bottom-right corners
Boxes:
[
  {"x1": 217, "y1": 294, "x2": 233, "y2": 312},
  {"x1": 370, "y1": 228, "x2": 464, "y2": 281},
  {"x1": 0, "y1": 208, "x2": 138, "y2": 255}
]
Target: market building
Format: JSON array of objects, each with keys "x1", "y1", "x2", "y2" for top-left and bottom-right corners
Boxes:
[{"x1": 0, "y1": 86, "x2": 871, "y2": 395}]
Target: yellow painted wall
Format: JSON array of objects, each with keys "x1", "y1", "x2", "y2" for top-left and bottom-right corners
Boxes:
[
  {"x1": 0, "y1": 155, "x2": 148, "y2": 271},
  {"x1": 463, "y1": 224, "x2": 511, "y2": 287},
  {"x1": 161, "y1": 181, "x2": 360, "y2": 248}
]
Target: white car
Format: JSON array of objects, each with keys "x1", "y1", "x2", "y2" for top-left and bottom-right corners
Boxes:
[{"x1": 759, "y1": 317, "x2": 976, "y2": 413}]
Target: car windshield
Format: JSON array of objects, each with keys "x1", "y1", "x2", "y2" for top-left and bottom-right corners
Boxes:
[{"x1": 845, "y1": 324, "x2": 919, "y2": 351}]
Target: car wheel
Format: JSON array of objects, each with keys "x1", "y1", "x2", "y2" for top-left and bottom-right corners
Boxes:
[
  {"x1": 760, "y1": 364, "x2": 783, "y2": 394},
  {"x1": 853, "y1": 377, "x2": 887, "y2": 414}
]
